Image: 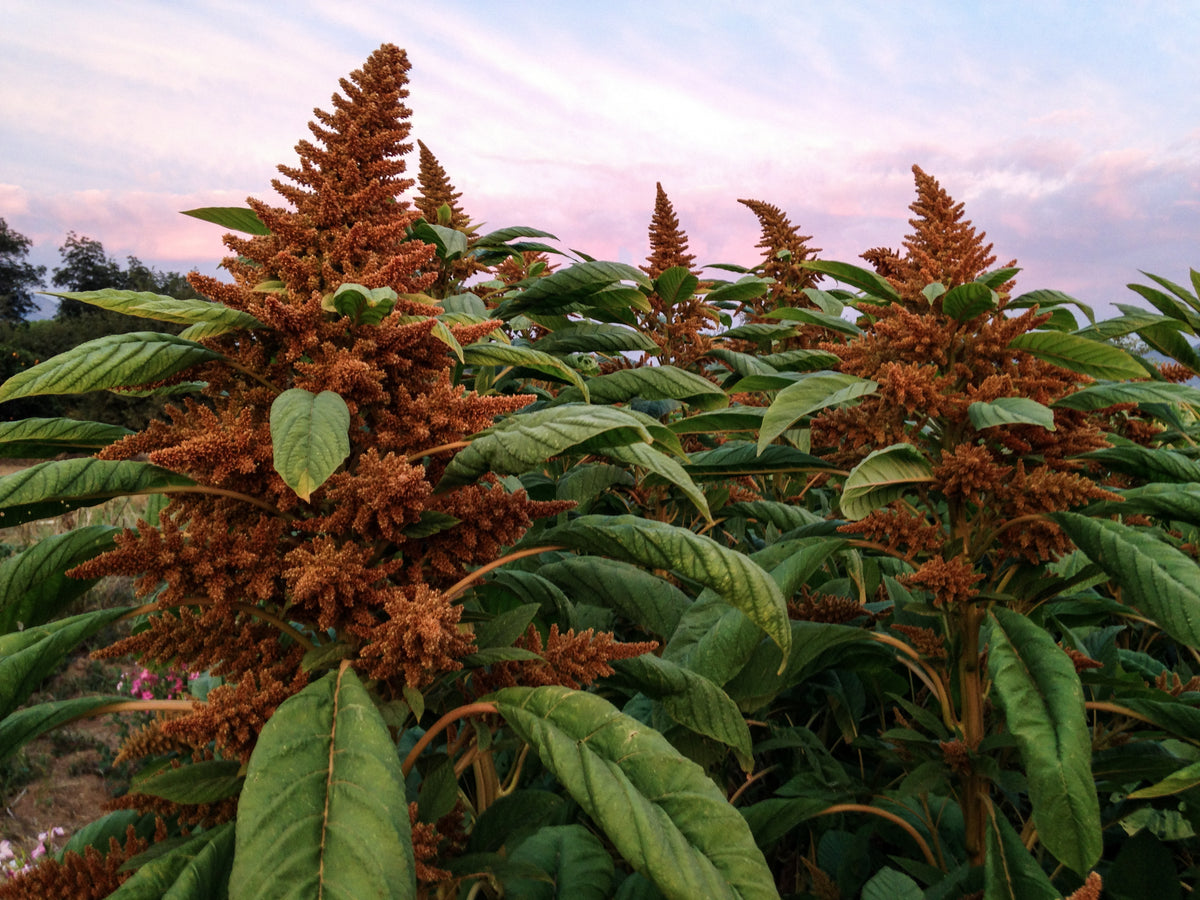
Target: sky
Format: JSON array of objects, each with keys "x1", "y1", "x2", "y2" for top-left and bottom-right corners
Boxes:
[{"x1": 2, "y1": 1, "x2": 1198, "y2": 319}]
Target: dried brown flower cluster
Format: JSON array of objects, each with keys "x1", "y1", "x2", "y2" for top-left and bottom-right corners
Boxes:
[
  {"x1": 815, "y1": 166, "x2": 1114, "y2": 584},
  {"x1": 74, "y1": 45, "x2": 583, "y2": 772},
  {"x1": 738, "y1": 198, "x2": 822, "y2": 314},
  {"x1": 0, "y1": 825, "x2": 159, "y2": 899},
  {"x1": 636, "y1": 183, "x2": 717, "y2": 368},
  {"x1": 474, "y1": 624, "x2": 657, "y2": 692}
]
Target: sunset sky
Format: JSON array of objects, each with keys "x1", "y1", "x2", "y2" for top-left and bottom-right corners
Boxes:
[{"x1": 2, "y1": 1, "x2": 1198, "y2": 317}]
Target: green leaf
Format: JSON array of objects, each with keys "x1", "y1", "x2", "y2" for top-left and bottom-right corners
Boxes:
[
  {"x1": 556, "y1": 463, "x2": 635, "y2": 506},
  {"x1": 1051, "y1": 512, "x2": 1200, "y2": 646},
  {"x1": 1128, "y1": 758, "x2": 1200, "y2": 798},
  {"x1": 599, "y1": 441, "x2": 711, "y2": 520},
  {"x1": 0, "y1": 694, "x2": 127, "y2": 761},
  {"x1": 463, "y1": 342, "x2": 589, "y2": 398},
  {"x1": 987, "y1": 607, "x2": 1101, "y2": 875},
  {"x1": 614, "y1": 654, "x2": 753, "y2": 769},
  {"x1": 111, "y1": 822, "x2": 235, "y2": 900},
  {"x1": 269, "y1": 389, "x2": 351, "y2": 501},
  {"x1": 1089, "y1": 482, "x2": 1200, "y2": 524},
  {"x1": 410, "y1": 221, "x2": 469, "y2": 260},
  {"x1": 0, "y1": 607, "x2": 130, "y2": 720},
  {"x1": 505, "y1": 261, "x2": 652, "y2": 314},
  {"x1": 1008, "y1": 288, "x2": 1095, "y2": 325},
  {"x1": 941, "y1": 282, "x2": 997, "y2": 320},
  {"x1": 537, "y1": 557, "x2": 690, "y2": 640},
  {"x1": 764, "y1": 306, "x2": 861, "y2": 335},
  {"x1": 685, "y1": 441, "x2": 831, "y2": 479},
  {"x1": 663, "y1": 593, "x2": 762, "y2": 688},
  {"x1": 0, "y1": 458, "x2": 193, "y2": 527},
  {"x1": 1009, "y1": 331, "x2": 1144, "y2": 380},
  {"x1": 705, "y1": 347, "x2": 780, "y2": 377},
  {"x1": 1104, "y1": 829, "x2": 1180, "y2": 900},
  {"x1": 181, "y1": 206, "x2": 270, "y2": 235},
  {"x1": 437, "y1": 405, "x2": 653, "y2": 490},
  {"x1": 703, "y1": 277, "x2": 770, "y2": 307},
  {"x1": 490, "y1": 687, "x2": 777, "y2": 900},
  {"x1": 533, "y1": 515, "x2": 789, "y2": 665},
  {"x1": 323, "y1": 283, "x2": 398, "y2": 325},
  {"x1": 1054, "y1": 380, "x2": 1200, "y2": 411},
  {"x1": 654, "y1": 267, "x2": 699, "y2": 307},
  {"x1": 983, "y1": 809, "x2": 1060, "y2": 900},
  {"x1": 715, "y1": 323, "x2": 797, "y2": 343},
  {"x1": 229, "y1": 666, "x2": 415, "y2": 899},
  {"x1": 668, "y1": 408, "x2": 766, "y2": 435},
  {"x1": 0, "y1": 460, "x2": 194, "y2": 532},
  {"x1": 861, "y1": 867, "x2": 923, "y2": 900},
  {"x1": 1080, "y1": 446, "x2": 1200, "y2": 484},
  {"x1": 557, "y1": 366, "x2": 728, "y2": 410},
  {"x1": 0, "y1": 332, "x2": 224, "y2": 401},
  {"x1": 758, "y1": 373, "x2": 878, "y2": 451},
  {"x1": 799, "y1": 260, "x2": 900, "y2": 301},
  {"x1": 967, "y1": 397, "x2": 1056, "y2": 432},
  {"x1": 134, "y1": 759, "x2": 244, "y2": 804},
  {"x1": 840, "y1": 443, "x2": 935, "y2": 521},
  {"x1": 506, "y1": 824, "x2": 615, "y2": 900},
  {"x1": 0, "y1": 417, "x2": 133, "y2": 457},
  {"x1": 533, "y1": 322, "x2": 659, "y2": 354},
  {"x1": 474, "y1": 225, "x2": 559, "y2": 246},
  {"x1": 42, "y1": 289, "x2": 262, "y2": 337},
  {"x1": 0, "y1": 525, "x2": 118, "y2": 632},
  {"x1": 758, "y1": 348, "x2": 842, "y2": 372},
  {"x1": 977, "y1": 266, "x2": 1022, "y2": 289}
]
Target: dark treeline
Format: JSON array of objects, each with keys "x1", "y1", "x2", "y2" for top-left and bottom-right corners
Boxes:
[{"x1": 0, "y1": 217, "x2": 198, "y2": 427}]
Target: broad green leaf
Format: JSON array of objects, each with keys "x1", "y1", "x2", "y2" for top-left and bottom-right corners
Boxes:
[
  {"x1": 0, "y1": 417, "x2": 133, "y2": 457},
  {"x1": 491, "y1": 686, "x2": 778, "y2": 900},
  {"x1": 437, "y1": 405, "x2": 653, "y2": 489},
  {"x1": 557, "y1": 366, "x2": 728, "y2": 410},
  {"x1": 533, "y1": 322, "x2": 659, "y2": 354},
  {"x1": 110, "y1": 822, "x2": 234, "y2": 900},
  {"x1": 556, "y1": 463, "x2": 635, "y2": 505},
  {"x1": 0, "y1": 525, "x2": 118, "y2": 632},
  {"x1": 533, "y1": 515, "x2": 789, "y2": 664},
  {"x1": 705, "y1": 347, "x2": 780, "y2": 377},
  {"x1": 861, "y1": 868, "x2": 923, "y2": 900},
  {"x1": 1009, "y1": 331, "x2": 1144, "y2": 380},
  {"x1": 269, "y1": 389, "x2": 351, "y2": 501},
  {"x1": 474, "y1": 225, "x2": 559, "y2": 246},
  {"x1": 703, "y1": 277, "x2": 770, "y2": 307},
  {"x1": 758, "y1": 373, "x2": 877, "y2": 451},
  {"x1": 799, "y1": 260, "x2": 900, "y2": 301},
  {"x1": 410, "y1": 221, "x2": 468, "y2": 260},
  {"x1": 1138, "y1": 322, "x2": 1200, "y2": 372},
  {"x1": 967, "y1": 397, "x2": 1056, "y2": 431},
  {"x1": 1054, "y1": 380, "x2": 1200, "y2": 411},
  {"x1": 758, "y1": 348, "x2": 841, "y2": 372},
  {"x1": 323, "y1": 283, "x2": 398, "y2": 325},
  {"x1": 58, "y1": 811, "x2": 156, "y2": 862},
  {"x1": 668, "y1": 408, "x2": 766, "y2": 435},
  {"x1": 505, "y1": 824, "x2": 614, "y2": 900},
  {"x1": 615, "y1": 653, "x2": 753, "y2": 769},
  {"x1": 685, "y1": 441, "x2": 831, "y2": 479},
  {"x1": 1128, "y1": 282, "x2": 1200, "y2": 332},
  {"x1": 0, "y1": 458, "x2": 191, "y2": 527},
  {"x1": 977, "y1": 266, "x2": 1022, "y2": 289},
  {"x1": 655, "y1": 266, "x2": 700, "y2": 307},
  {"x1": 765, "y1": 306, "x2": 861, "y2": 335},
  {"x1": 662, "y1": 593, "x2": 762, "y2": 687},
  {"x1": 229, "y1": 666, "x2": 415, "y2": 899},
  {"x1": 1104, "y1": 829, "x2": 1181, "y2": 900},
  {"x1": 941, "y1": 282, "x2": 997, "y2": 320},
  {"x1": 730, "y1": 373, "x2": 807, "y2": 391},
  {"x1": 134, "y1": 759, "x2": 244, "y2": 804},
  {"x1": 722, "y1": 501, "x2": 823, "y2": 533},
  {"x1": 463, "y1": 342, "x2": 589, "y2": 398},
  {"x1": 537, "y1": 557, "x2": 690, "y2": 640},
  {"x1": 715, "y1": 323, "x2": 797, "y2": 343},
  {"x1": 983, "y1": 809, "x2": 1059, "y2": 900},
  {"x1": 1080, "y1": 446, "x2": 1200, "y2": 483},
  {"x1": 42, "y1": 289, "x2": 262, "y2": 337},
  {"x1": 1088, "y1": 483, "x2": 1200, "y2": 524},
  {"x1": 987, "y1": 607, "x2": 1101, "y2": 875},
  {"x1": 1128, "y1": 758, "x2": 1200, "y2": 799},
  {"x1": 0, "y1": 694, "x2": 127, "y2": 761},
  {"x1": 1051, "y1": 512, "x2": 1200, "y2": 646},
  {"x1": 182, "y1": 206, "x2": 270, "y2": 235},
  {"x1": 839, "y1": 443, "x2": 935, "y2": 521},
  {"x1": 1008, "y1": 288, "x2": 1095, "y2": 325},
  {"x1": 505, "y1": 261, "x2": 652, "y2": 313},
  {"x1": 599, "y1": 441, "x2": 711, "y2": 520},
  {"x1": 0, "y1": 333, "x2": 223, "y2": 401},
  {"x1": 0, "y1": 607, "x2": 130, "y2": 721}
]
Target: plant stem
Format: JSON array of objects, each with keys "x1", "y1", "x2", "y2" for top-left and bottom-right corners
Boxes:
[
  {"x1": 443, "y1": 545, "x2": 565, "y2": 602},
  {"x1": 401, "y1": 702, "x2": 499, "y2": 778},
  {"x1": 958, "y1": 604, "x2": 988, "y2": 866},
  {"x1": 814, "y1": 803, "x2": 939, "y2": 869}
]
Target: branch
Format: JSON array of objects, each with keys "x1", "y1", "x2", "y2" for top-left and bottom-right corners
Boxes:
[
  {"x1": 444, "y1": 545, "x2": 566, "y2": 602},
  {"x1": 815, "y1": 803, "x2": 938, "y2": 869},
  {"x1": 401, "y1": 702, "x2": 499, "y2": 778}
]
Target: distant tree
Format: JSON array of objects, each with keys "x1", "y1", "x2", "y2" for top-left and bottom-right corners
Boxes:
[
  {"x1": 51, "y1": 232, "x2": 125, "y2": 316},
  {"x1": 0, "y1": 218, "x2": 46, "y2": 323}
]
